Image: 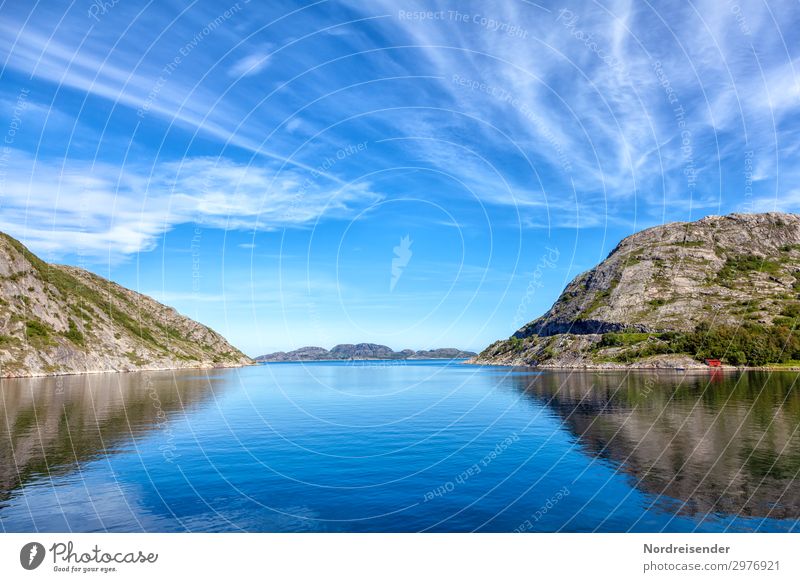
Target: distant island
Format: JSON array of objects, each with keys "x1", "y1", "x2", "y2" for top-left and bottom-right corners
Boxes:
[
  {"x1": 256, "y1": 343, "x2": 476, "y2": 362},
  {"x1": 471, "y1": 212, "x2": 800, "y2": 369},
  {"x1": 0, "y1": 232, "x2": 252, "y2": 377}
]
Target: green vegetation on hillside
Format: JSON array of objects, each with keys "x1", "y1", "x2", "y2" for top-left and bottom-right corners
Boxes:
[
  {"x1": 580, "y1": 277, "x2": 620, "y2": 318},
  {"x1": 1, "y1": 234, "x2": 151, "y2": 344},
  {"x1": 0, "y1": 231, "x2": 250, "y2": 376},
  {"x1": 24, "y1": 319, "x2": 55, "y2": 348},
  {"x1": 63, "y1": 319, "x2": 85, "y2": 346},
  {"x1": 718, "y1": 254, "x2": 782, "y2": 282},
  {"x1": 599, "y1": 322, "x2": 800, "y2": 366},
  {"x1": 474, "y1": 214, "x2": 800, "y2": 369},
  {"x1": 2, "y1": 232, "x2": 186, "y2": 352}
]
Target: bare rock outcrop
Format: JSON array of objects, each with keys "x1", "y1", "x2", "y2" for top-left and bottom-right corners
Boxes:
[{"x1": 471, "y1": 213, "x2": 800, "y2": 368}]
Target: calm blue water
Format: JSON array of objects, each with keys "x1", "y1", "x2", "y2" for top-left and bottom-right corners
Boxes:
[{"x1": 1, "y1": 361, "x2": 798, "y2": 532}]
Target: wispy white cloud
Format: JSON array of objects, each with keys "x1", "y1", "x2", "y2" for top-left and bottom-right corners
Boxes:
[
  {"x1": 1, "y1": 0, "x2": 799, "y2": 253},
  {"x1": 0, "y1": 150, "x2": 382, "y2": 260},
  {"x1": 284, "y1": 117, "x2": 305, "y2": 134},
  {"x1": 749, "y1": 189, "x2": 800, "y2": 213},
  {"x1": 229, "y1": 48, "x2": 271, "y2": 77},
  {"x1": 337, "y1": 0, "x2": 799, "y2": 225},
  {"x1": 0, "y1": 19, "x2": 343, "y2": 182}
]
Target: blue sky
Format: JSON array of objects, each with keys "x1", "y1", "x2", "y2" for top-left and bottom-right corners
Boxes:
[{"x1": 0, "y1": 0, "x2": 798, "y2": 356}]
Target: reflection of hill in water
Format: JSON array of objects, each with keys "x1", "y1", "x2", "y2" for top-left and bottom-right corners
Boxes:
[
  {"x1": 0, "y1": 371, "x2": 224, "y2": 504},
  {"x1": 513, "y1": 370, "x2": 800, "y2": 519}
]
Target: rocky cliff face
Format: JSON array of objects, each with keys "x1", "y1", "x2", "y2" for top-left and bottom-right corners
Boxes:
[
  {"x1": 256, "y1": 343, "x2": 476, "y2": 361},
  {"x1": 0, "y1": 232, "x2": 252, "y2": 377},
  {"x1": 471, "y1": 213, "x2": 800, "y2": 368}
]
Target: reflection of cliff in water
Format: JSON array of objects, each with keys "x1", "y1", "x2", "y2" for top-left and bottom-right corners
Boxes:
[
  {"x1": 513, "y1": 370, "x2": 800, "y2": 519},
  {"x1": 0, "y1": 370, "x2": 225, "y2": 505}
]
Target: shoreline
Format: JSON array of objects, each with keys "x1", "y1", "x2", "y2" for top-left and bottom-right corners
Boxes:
[
  {"x1": 5, "y1": 358, "x2": 798, "y2": 378},
  {"x1": 463, "y1": 361, "x2": 800, "y2": 372},
  {"x1": 256, "y1": 357, "x2": 470, "y2": 363},
  {"x1": 1, "y1": 359, "x2": 466, "y2": 378},
  {"x1": 0, "y1": 361, "x2": 256, "y2": 380}
]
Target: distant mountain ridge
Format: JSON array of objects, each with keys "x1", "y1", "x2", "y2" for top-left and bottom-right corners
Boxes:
[
  {"x1": 0, "y1": 231, "x2": 252, "y2": 377},
  {"x1": 256, "y1": 343, "x2": 476, "y2": 362}
]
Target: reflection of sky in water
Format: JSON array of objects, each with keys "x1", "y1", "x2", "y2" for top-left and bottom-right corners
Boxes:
[{"x1": 1, "y1": 364, "x2": 798, "y2": 532}]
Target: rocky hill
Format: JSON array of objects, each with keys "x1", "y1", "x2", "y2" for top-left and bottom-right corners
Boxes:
[
  {"x1": 471, "y1": 213, "x2": 800, "y2": 368},
  {"x1": 0, "y1": 232, "x2": 252, "y2": 377},
  {"x1": 257, "y1": 343, "x2": 476, "y2": 362}
]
